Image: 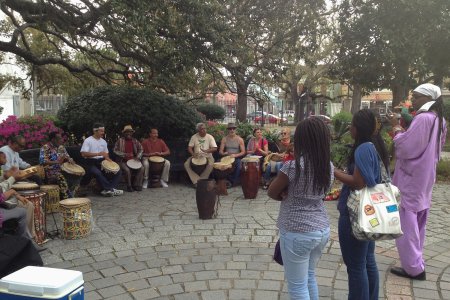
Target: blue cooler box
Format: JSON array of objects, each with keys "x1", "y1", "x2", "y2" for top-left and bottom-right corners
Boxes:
[{"x1": 0, "y1": 266, "x2": 84, "y2": 300}]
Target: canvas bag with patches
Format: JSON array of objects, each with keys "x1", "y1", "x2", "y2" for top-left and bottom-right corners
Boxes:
[{"x1": 347, "y1": 147, "x2": 403, "y2": 241}]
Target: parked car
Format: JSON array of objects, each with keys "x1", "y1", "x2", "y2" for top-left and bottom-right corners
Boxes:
[
  {"x1": 246, "y1": 111, "x2": 267, "y2": 120},
  {"x1": 279, "y1": 110, "x2": 295, "y2": 118},
  {"x1": 254, "y1": 113, "x2": 287, "y2": 124}
]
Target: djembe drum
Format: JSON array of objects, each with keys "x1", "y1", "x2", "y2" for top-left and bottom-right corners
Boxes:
[
  {"x1": 191, "y1": 157, "x2": 207, "y2": 176},
  {"x1": 12, "y1": 182, "x2": 47, "y2": 245},
  {"x1": 148, "y1": 156, "x2": 165, "y2": 188},
  {"x1": 241, "y1": 156, "x2": 261, "y2": 199},
  {"x1": 59, "y1": 198, "x2": 92, "y2": 240},
  {"x1": 61, "y1": 162, "x2": 85, "y2": 194},
  {"x1": 40, "y1": 184, "x2": 60, "y2": 213},
  {"x1": 101, "y1": 160, "x2": 120, "y2": 177},
  {"x1": 213, "y1": 155, "x2": 235, "y2": 196},
  {"x1": 196, "y1": 179, "x2": 218, "y2": 220}
]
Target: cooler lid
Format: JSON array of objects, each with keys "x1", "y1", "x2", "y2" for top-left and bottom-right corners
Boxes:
[{"x1": 0, "y1": 266, "x2": 84, "y2": 297}]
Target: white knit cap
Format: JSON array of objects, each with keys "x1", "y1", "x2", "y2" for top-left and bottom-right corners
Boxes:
[{"x1": 413, "y1": 83, "x2": 441, "y2": 100}]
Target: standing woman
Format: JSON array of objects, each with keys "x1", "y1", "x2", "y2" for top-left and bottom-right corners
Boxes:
[
  {"x1": 389, "y1": 83, "x2": 447, "y2": 280},
  {"x1": 268, "y1": 118, "x2": 333, "y2": 299},
  {"x1": 334, "y1": 109, "x2": 389, "y2": 300}
]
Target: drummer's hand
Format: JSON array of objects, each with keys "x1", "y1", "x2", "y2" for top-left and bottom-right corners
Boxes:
[
  {"x1": 5, "y1": 168, "x2": 20, "y2": 179},
  {"x1": 68, "y1": 158, "x2": 75, "y2": 164},
  {"x1": 3, "y1": 189, "x2": 17, "y2": 199},
  {"x1": 17, "y1": 194, "x2": 29, "y2": 205},
  {"x1": 99, "y1": 151, "x2": 109, "y2": 158},
  {"x1": 387, "y1": 113, "x2": 399, "y2": 127}
]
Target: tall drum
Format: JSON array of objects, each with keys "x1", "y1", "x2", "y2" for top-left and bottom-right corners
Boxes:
[
  {"x1": 196, "y1": 179, "x2": 218, "y2": 220},
  {"x1": 148, "y1": 156, "x2": 165, "y2": 188},
  {"x1": 241, "y1": 156, "x2": 260, "y2": 199},
  {"x1": 213, "y1": 162, "x2": 233, "y2": 196},
  {"x1": 40, "y1": 184, "x2": 60, "y2": 213},
  {"x1": 59, "y1": 198, "x2": 92, "y2": 240},
  {"x1": 61, "y1": 162, "x2": 85, "y2": 194}
]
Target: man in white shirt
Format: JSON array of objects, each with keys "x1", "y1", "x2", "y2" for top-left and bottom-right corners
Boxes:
[
  {"x1": 79, "y1": 123, "x2": 123, "y2": 197},
  {"x1": 0, "y1": 135, "x2": 42, "y2": 185},
  {"x1": 183, "y1": 123, "x2": 217, "y2": 187}
]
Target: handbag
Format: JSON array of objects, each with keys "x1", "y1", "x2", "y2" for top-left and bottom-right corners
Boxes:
[
  {"x1": 273, "y1": 239, "x2": 283, "y2": 265},
  {"x1": 347, "y1": 148, "x2": 403, "y2": 241}
]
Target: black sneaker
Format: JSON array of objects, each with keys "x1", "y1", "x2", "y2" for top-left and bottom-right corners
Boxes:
[{"x1": 390, "y1": 267, "x2": 426, "y2": 280}]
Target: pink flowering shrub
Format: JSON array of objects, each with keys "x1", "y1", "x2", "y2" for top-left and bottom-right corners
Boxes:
[{"x1": 0, "y1": 115, "x2": 65, "y2": 149}]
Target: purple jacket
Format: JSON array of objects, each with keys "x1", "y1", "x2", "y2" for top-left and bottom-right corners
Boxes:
[{"x1": 392, "y1": 112, "x2": 447, "y2": 212}]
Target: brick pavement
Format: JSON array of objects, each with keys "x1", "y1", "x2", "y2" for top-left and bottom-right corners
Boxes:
[{"x1": 41, "y1": 183, "x2": 450, "y2": 299}]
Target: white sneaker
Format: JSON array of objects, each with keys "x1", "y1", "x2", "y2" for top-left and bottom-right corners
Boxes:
[
  {"x1": 142, "y1": 181, "x2": 148, "y2": 189},
  {"x1": 101, "y1": 190, "x2": 113, "y2": 197},
  {"x1": 160, "y1": 180, "x2": 168, "y2": 188},
  {"x1": 112, "y1": 188, "x2": 124, "y2": 196}
]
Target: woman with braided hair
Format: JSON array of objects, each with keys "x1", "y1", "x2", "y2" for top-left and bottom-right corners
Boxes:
[
  {"x1": 334, "y1": 108, "x2": 389, "y2": 300},
  {"x1": 389, "y1": 83, "x2": 447, "y2": 280},
  {"x1": 268, "y1": 117, "x2": 333, "y2": 299}
]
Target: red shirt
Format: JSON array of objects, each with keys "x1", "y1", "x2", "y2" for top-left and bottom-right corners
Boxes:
[
  {"x1": 141, "y1": 138, "x2": 169, "y2": 155},
  {"x1": 124, "y1": 140, "x2": 134, "y2": 161}
]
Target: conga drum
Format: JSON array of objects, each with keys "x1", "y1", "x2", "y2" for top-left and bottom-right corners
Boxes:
[
  {"x1": 241, "y1": 156, "x2": 261, "y2": 199},
  {"x1": 148, "y1": 156, "x2": 165, "y2": 188},
  {"x1": 196, "y1": 179, "x2": 218, "y2": 220},
  {"x1": 61, "y1": 162, "x2": 85, "y2": 193},
  {"x1": 59, "y1": 198, "x2": 92, "y2": 240},
  {"x1": 40, "y1": 184, "x2": 60, "y2": 213},
  {"x1": 101, "y1": 160, "x2": 120, "y2": 178},
  {"x1": 12, "y1": 182, "x2": 47, "y2": 245},
  {"x1": 213, "y1": 160, "x2": 234, "y2": 196},
  {"x1": 191, "y1": 157, "x2": 207, "y2": 176}
]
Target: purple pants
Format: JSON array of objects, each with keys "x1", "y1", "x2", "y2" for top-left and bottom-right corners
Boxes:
[{"x1": 395, "y1": 207, "x2": 429, "y2": 276}]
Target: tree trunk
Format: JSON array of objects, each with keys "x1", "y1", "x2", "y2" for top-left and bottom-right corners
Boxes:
[
  {"x1": 291, "y1": 83, "x2": 300, "y2": 123},
  {"x1": 391, "y1": 60, "x2": 409, "y2": 107},
  {"x1": 391, "y1": 84, "x2": 408, "y2": 108},
  {"x1": 236, "y1": 83, "x2": 248, "y2": 123},
  {"x1": 351, "y1": 84, "x2": 362, "y2": 114}
]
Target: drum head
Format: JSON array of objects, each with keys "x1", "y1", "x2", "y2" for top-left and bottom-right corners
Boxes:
[
  {"x1": 191, "y1": 156, "x2": 207, "y2": 166},
  {"x1": 126, "y1": 159, "x2": 143, "y2": 169},
  {"x1": 40, "y1": 184, "x2": 60, "y2": 191},
  {"x1": 60, "y1": 198, "x2": 91, "y2": 207},
  {"x1": 12, "y1": 182, "x2": 39, "y2": 191},
  {"x1": 242, "y1": 156, "x2": 260, "y2": 163},
  {"x1": 213, "y1": 162, "x2": 232, "y2": 171},
  {"x1": 61, "y1": 162, "x2": 86, "y2": 176},
  {"x1": 149, "y1": 156, "x2": 164, "y2": 163},
  {"x1": 220, "y1": 156, "x2": 235, "y2": 165},
  {"x1": 101, "y1": 160, "x2": 120, "y2": 173}
]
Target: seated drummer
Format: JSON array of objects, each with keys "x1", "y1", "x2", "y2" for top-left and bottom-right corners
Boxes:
[
  {"x1": 0, "y1": 150, "x2": 46, "y2": 252},
  {"x1": 39, "y1": 132, "x2": 75, "y2": 199},
  {"x1": 113, "y1": 125, "x2": 144, "y2": 192},
  {"x1": 184, "y1": 123, "x2": 217, "y2": 188},
  {"x1": 263, "y1": 127, "x2": 291, "y2": 190},
  {"x1": 79, "y1": 123, "x2": 123, "y2": 197},
  {"x1": 0, "y1": 135, "x2": 43, "y2": 185},
  {"x1": 246, "y1": 127, "x2": 269, "y2": 157},
  {"x1": 141, "y1": 128, "x2": 171, "y2": 189},
  {"x1": 218, "y1": 123, "x2": 246, "y2": 187}
]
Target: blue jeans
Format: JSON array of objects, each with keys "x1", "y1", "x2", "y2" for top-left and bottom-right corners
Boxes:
[
  {"x1": 280, "y1": 227, "x2": 330, "y2": 300},
  {"x1": 80, "y1": 165, "x2": 122, "y2": 191},
  {"x1": 338, "y1": 214, "x2": 379, "y2": 300},
  {"x1": 264, "y1": 161, "x2": 283, "y2": 182},
  {"x1": 227, "y1": 158, "x2": 242, "y2": 186}
]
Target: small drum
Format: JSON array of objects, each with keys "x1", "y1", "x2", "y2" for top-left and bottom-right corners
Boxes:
[
  {"x1": 101, "y1": 160, "x2": 120, "y2": 174},
  {"x1": 191, "y1": 157, "x2": 207, "y2": 176},
  {"x1": 148, "y1": 156, "x2": 165, "y2": 188},
  {"x1": 196, "y1": 179, "x2": 218, "y2": 220},
  {"x1": 11, "y1": 182, "x2": 40, "y2": 192},
  {"x1": 40, "y1": 184, "x2": 60, "y2": 213},
  {"x1": 59, "y1": 198, "x2": 92, "y2": 240},
  {"x1": 241, "y1": 156, "x2": 261, "y2": 199},
  {"x1": 213, "y1": 162, "x2": 234, "y2": 196},
  {"x1": 61, "y1": 162, "x2": 85, "y2": 194},
  {"x1": 18, "y1": 190, "x2": 47, "y2": 245},
  {"x1": 126, "y1": 159, "x2": 143, "y2": 170}
]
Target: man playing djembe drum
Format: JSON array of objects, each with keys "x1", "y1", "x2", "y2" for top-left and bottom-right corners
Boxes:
[
  {"x1": 113, "y1": 125, "x2": 144, "y2": 192},
  {"x1": 218, "y1": 123, "x2": 246, "y2": 187},
  {"x1": 39, "y1": 132, "x2": 76, "y2": 199},
  {"x1": 141, "y1": 128, "x2": 171, "y2": 189},
  {"x1": 0, "y1": 135, "x2": 43, "y2": 185},
  {"x1": 79, "y1": 123, "x2": 124, "y2": 197},
  {"x1": 184, "y1": 123, "x2": 217, "y2": 188}
]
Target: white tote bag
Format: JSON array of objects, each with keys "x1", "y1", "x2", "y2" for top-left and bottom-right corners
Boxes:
[{"x1": 347, "y1": 149, "x2": 403, "y2": 241}]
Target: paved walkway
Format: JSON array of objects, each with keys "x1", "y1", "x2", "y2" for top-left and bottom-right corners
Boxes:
[{"x1": 41, "y1": 183, "x2": 450, "y2": 300}]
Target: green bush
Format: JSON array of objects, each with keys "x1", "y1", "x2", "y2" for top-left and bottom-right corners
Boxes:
[
  {"x1": 196, "y1": 103, "x2": 225, "y2": 120},
  {"x1": 236, "y1": 122, "x2": 255, "y2": 141},
  {"x1": 332, "y1": 111, "x2": 352, "y2": 138},
  {"x1": 57, "y1": 86, "x2": 202, "y2": 142},
  {"x1": 436, "y1": 159, "x2": 450, "y2": 182}
]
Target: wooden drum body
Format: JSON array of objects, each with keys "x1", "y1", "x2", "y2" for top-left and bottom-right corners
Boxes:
[
  {"x1": 213, "y1": 163, "x2": 234, "y2": 196},
  {"x1": 61, "y1": 162, "x2": 85, "y2": 192},
  {"x1": 148, "y1": 156, "x2": 165, "y2": 188},
  {"x1": 241, "y1": 157, "x2": 260, "y2": 199},
  {"x1": 40, "y1": 184, "x2": 60, "y2": 213},
  {"x1": 17, "y1": 190, "x2": 47, "y2": 245},
  {"x1": 196, "y1": 179, "x2": 218, "y2": 220},
  {"x1": 59, "y1": 198, "x2": 92, "y2": 240}
]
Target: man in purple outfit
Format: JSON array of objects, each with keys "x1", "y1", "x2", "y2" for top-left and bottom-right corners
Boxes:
[{"x1": 389, "y1": 83, "x2": 447, "y2": 280}]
